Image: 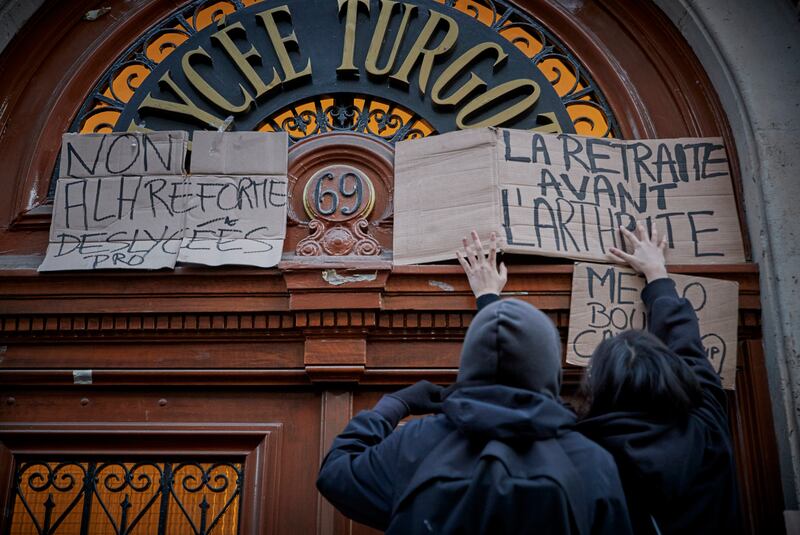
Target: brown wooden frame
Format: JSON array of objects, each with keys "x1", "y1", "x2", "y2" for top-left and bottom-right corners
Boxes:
[{"x1": 0, "y1": 423, "x2": 282, "y2": 534}]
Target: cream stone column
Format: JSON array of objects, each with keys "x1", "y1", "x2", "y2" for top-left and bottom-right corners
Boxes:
[{"x1": 652, "y1": 0, "x2": 800, "y2": 510}]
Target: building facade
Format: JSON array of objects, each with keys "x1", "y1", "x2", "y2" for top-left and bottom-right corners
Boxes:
[{"x1": 0, "y1": 0, "x2": 798, "y2": 533}]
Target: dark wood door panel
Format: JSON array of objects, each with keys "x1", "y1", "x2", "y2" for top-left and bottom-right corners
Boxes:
[{"x1": 0, "y1": 388, "x2": 323, "y2": 535}]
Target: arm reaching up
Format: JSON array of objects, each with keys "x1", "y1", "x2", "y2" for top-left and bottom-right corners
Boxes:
[
  {"x1": 609, "y1": 223, "x2": 707, "y2": 363},
  {"x1": 456, "y1": 231, "x2": 506, "y2": 311},
  {"x1": 609, "y1": 223, "x2": 726, "y2": 411}
]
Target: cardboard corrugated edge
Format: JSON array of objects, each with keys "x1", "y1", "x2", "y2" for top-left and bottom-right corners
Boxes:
[
  {"x1": 190, "y1": 131, "x2": 288, "y2": 175},
  {"x1": 393, "y1": 128, "x2": 501, "y2": 265}
]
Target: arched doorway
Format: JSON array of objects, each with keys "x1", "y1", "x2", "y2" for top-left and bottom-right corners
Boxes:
[{"x1": 0, "y1": 0, "x2": 784, "y2": 533}]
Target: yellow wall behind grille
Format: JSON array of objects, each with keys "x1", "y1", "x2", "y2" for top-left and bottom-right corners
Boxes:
[{"x1": 10, "y1": 462, "x2": 241, "y2": 535}]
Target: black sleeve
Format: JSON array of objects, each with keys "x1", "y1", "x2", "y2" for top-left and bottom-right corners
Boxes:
[
  {"x1": 592, "y1": 488, "x2": 634, "y2": 535},
  {"x1": 476, "y1": 293, "x2": 500, "y2": 311},
  {"x1": 642, "y1": 278, "x2": 728, "y2": 417},
  {"x1": 588, "y1": 452, "x2": 634, "y2": 535},
  {"x1": 316, "y1": 410, "x2": 403, "y2": 530}
]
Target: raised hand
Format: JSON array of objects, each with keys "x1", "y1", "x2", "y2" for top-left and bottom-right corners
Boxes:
[
  {"x1": 609, "y1": 223, "x2": 669, "y2": 283},
  {"x1": 456, "y1": 230, "x2": 508, "y2": 298}
]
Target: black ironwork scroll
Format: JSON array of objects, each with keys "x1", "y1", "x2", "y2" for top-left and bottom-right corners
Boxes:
[{"x1": 8, "y1": 460, "x2": 243, "y2": 535}]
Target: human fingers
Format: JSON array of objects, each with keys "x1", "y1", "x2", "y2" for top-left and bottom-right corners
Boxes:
[
  {"x1": 460, "y1": 238, "x2": 474, "y2": 269},
  {"x1": 456, "y1": 250, "x2": 472, "y2": 272},
  {"x1": 608, "y1": 246, "x2": 637, "y2": 265},
  {"x1": 636, "y1": 222, "x2": 648, "y2": 243},
  {"x1": 619, "y1": 226, "x2": 640, "y2": 249},
  {"x1": 470, "y1": 230, "x2": 484, "y2": 265},
  {"x1": 488, "y1": 232, "x2": 497, "y2": 267}
]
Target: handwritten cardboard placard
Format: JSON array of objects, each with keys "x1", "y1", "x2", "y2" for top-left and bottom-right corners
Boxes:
[
  {"x1": 177, "y1": 175, "x2": 287, "y2": 268},
  {"x1": 39, "y1": 131, "x2": 288, "y2": 271},
  {"x1": 393, "y1": 128, "x2": 745, "y2": 265},
  {"x1": 182, "y1": 131, "x2": 288, "y2": 268},
  {"x1": 60, "y1": 131, "x2": 187, "y2": 178},
  {"x1": 39, "y1": 175, "x2": 187, "y2": 271},
  {"x1": 566, "y1": 262, "x2": 738, "y2": 389},
  {"x1": 41, "y1": 130, "x2": 189, "y2": 271}
]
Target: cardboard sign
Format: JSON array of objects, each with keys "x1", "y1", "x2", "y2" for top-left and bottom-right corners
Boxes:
[
  {"x1": 177, "y1": 175, "x2": 287, "y2": 268},
  {"x1": 60, "y1": 132, "x2": 187, "y2": 178},
  {"x1": 566, "y1": 262, "x2": 738, "y2": 389},
  {"x1": 393, "y1": 128, "x2": 745, "y2": 265},
  {"x1": 40, "y1": 132, "x2": 288, "y2": 271},
  {"x1": 191, "y1": 131, "x2": 288, "y2": 175},
  {"x1": 42, "y1": 131, "x2": 189, "y2": 271},
  {"x1": 39, "y1": 175, "x2": 187, "y2": 271},
  {"x1": 182, "y1": 131, "x2": 288, "y2": 268}
]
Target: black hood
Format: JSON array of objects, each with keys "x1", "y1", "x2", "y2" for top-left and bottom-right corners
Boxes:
[
  {"x1": 442, "y1": 384, "x2": 576, "y2": 441},
  {"x1": 457, "y1": 298, "x2": 562, "y2": 397}
]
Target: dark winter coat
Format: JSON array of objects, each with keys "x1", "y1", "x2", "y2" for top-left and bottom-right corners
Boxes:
[
  {"x1": 575, "y1": 278, "x2": 740, "y2": 534},
  {"x1": 317, "y1": 298, "x2": 632, "y2": 535}
]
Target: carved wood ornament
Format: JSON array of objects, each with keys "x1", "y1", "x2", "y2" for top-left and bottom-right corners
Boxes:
[{"x1": 286, "y1": 133, "x2": 394, "y2": 258}]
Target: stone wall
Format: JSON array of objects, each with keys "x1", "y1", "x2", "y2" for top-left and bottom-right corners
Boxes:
[
  {"x1": 0, "y1": 0, "x2": 45, "y2": 55},
  {"x1": 653, "y1": 0, "x2": 800, "y2": 510}
]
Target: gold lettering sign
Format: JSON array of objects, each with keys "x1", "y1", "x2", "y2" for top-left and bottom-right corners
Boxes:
[
  {"x1": 256, "y1": 6, "x2": 313, "y2": 85},
  {"x1": 132, "y1": 1, "x2": 568, "y2": 135},
  {"x1": 139, "y1": 72, "x2": 226, "y2": 129},
  {"x1": 365, "y1": 0, "x2": 417, "y2": 77},
  {"x1": 211, "y1": 21, "x2": 281, "y2": 99},
  {"x1": 389, "y1": 10, "x2": 459, "y2": 93},
  {"x1": 431, "y1": 42, "x2": 507, "y2": 107},
  {"x1": 457, "y1": 79, "x2": 541, "y2": 129},
  {"x1": 337, "y1": 0, "x2": 370, "y2": 75},
  {"x1": 182, "y1": 46, "x2": 255, "y2": 113}
]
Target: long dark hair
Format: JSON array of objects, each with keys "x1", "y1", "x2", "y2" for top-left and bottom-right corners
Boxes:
[{"x1": 584, "y1": 330, "x2": 702, "y2": 419}]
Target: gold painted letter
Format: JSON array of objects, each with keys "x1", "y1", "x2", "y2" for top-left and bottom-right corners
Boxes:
[
  {"x1": 431, "y1": 42, "x2": 507, "y2": 107},
  {"x1": 365, "y1": 0, "x2": 417, "y2": 77},
  {"x1": 181, "y1": 46, "x2": 254, "y2": 113},
  {"x1": 337, "y1": 0, "x2": 370, "y2": 76},
  {"x1": 139, "y1": 71, "x2": 225, "y2": 129},
  {"x1": 390, "y1": 10, "x2": 458, "y2": 94},
  {"x1": 456, "y1": 79, "x2": 540, "y2": 129},
  {"x1": 211, "y1": 21, "x2": 281, "y2": 98},
  {"x1": 257, "y1": 6, "x2": 313, "y2": 85}
]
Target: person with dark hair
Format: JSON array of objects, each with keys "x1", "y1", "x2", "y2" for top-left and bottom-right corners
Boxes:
[
  {"x1": 583, "y1": 329, "x2": 702, "y2": 420},
  {"x1": 462, "y1": 225, "x2": 740, "y2": 535},
  {"x1": 316, "y1": 233, "x2": 632, "y2": 534}
]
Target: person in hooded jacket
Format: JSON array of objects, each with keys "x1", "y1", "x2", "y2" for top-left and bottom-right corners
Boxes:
[
  {"x1": 463, "y1": 226, "x2": 740, "y2": 535},
  {"x1": 316, "y1": 242, "x2": 633, "y2": 534}
]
